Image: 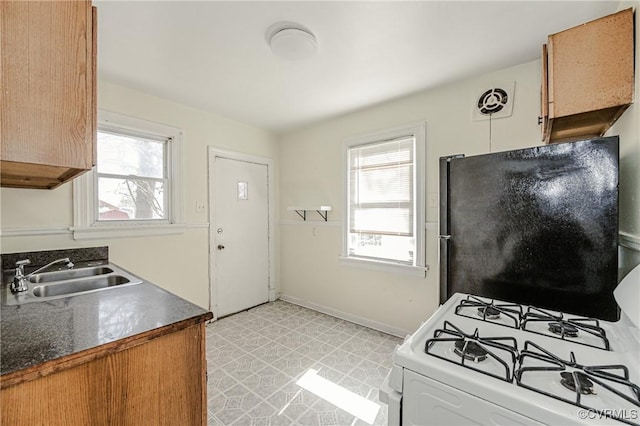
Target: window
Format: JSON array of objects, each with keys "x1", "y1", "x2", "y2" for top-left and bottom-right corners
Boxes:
[
  {"x1": 73, "y1": 111, "x2": 183, "y2": 239},
  {"x1": 343, "y1": 122, "x2": 426, "y2": 271},
  {"x1": 96, "y1": 129, "x2": 169, "y2": 222}
]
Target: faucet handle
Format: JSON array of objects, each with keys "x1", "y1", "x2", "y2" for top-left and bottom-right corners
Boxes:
[
  {"x1": 15, "y1": 259, "x2": 31, "y2": 273},
  {"x1": 12, "y1": 260, "x2": 31, "y2": 293}
]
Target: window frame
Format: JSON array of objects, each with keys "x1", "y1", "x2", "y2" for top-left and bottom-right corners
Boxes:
[
  {"x1": 72, "y1": 110, "x2": 184, "y2": 240},
  {"x1": 341, "y1": 121, "x2": 426, "y2": 275}
]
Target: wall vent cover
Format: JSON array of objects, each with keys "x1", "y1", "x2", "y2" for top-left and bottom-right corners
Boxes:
[{"x1": 472, "y1": 82, "x2": 515, "y2": 121}]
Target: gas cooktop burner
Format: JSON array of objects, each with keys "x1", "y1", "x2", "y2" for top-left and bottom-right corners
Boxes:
[
  {"x1": 424, "y1": 321, "x2": 518, "y2": 382},
  {"x1": 516, "y1": 341, "x2": 640, "y2": 425},
  {"x1": 477, "y1": 306, "x2": 501, "y2": 320},
  {"x1": 454, "y1": 340, "x2": 488, "y2": 363},
  {"x1": 548, "y1": 322, "x2": 579, "y2": 338},
  {"x1": 522, "y1": 307, "x2": 610, "y2": 350},
  {"x1": 560, "y1": 371, "x2": 595, "y2": 395},
  {"x1": 456, "y1": 297, "x2": 611, "y2": 350},
  {"x1": 455, "y1": 296, "x2": 523, "y2": 328}
]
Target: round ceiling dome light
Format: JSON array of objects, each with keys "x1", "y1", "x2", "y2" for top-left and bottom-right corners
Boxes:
[{"x1": 267, "y1": 23, "x2": 317, "y2": 61}]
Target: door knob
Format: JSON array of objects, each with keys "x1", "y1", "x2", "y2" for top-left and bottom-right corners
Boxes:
[{"x1": 217, "y1": 244, "x2": 225, "y2": 250}]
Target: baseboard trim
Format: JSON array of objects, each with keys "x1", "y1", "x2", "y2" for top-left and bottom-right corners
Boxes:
[
  {"x1": 620, "y1": 232, "x2": 640, "y2": 252},
  {"x1": 278, "y1": 293, "x2": 409, "y2": 338}
]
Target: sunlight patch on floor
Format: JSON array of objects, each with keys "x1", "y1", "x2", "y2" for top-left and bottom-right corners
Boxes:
[{"x1": 296, "y1": 368, "x2": 380, "y2": 425}]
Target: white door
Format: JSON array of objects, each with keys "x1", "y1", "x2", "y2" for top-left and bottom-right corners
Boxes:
[{"x1": 212, "y1": 156, "x2": 270, "y2": 317}]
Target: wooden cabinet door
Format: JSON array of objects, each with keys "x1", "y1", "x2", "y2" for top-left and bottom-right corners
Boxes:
[
  {"x1": 549, "y1": 8, "x2": 633, "y2": 119},
  {"x1": 542, "y1": 8, "x2": 634, "y2": 143},
  {"x1": 1, "y1": 1, "x2": 95, "y2": 188},
  {"x1": 1, "y1": 324, "x2": 208, "y2": 426}
]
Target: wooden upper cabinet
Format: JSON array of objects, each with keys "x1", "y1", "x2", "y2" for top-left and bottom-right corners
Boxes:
[
  {"x1": 1, "y1": 1, "x2": 97, "y2": 189},
  {"x1": 541, "y1": 8, "x2": 634, "y2": 143}
]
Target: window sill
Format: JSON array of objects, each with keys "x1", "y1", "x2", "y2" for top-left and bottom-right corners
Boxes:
[
  {"x1": 338, "y1": 256, "x2": 429, "y2": 277},
  {"x1": 71, "y1": 223, "x2": 187, "y2": 240}
]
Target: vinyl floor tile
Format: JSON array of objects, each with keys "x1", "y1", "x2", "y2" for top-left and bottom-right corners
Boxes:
[{"x1": 206, "y1": 300, "x2": 402, "y2": 426}]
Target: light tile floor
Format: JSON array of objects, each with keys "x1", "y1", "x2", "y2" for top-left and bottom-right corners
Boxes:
[{"x1": 206, "y1": 300, "x2": 403, "y2": 426}]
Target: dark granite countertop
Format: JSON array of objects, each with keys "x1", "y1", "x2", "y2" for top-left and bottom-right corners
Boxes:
[{"x1": 1, "y1": 278, "x2": 212, "y2": 378}]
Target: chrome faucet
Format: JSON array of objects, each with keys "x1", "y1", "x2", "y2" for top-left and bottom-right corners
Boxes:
[{"x1": 11, "y1": 258, "x2": 74, "y2": 294}]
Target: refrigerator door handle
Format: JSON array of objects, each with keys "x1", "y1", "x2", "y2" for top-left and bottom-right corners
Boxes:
[{"x1": 439, "y1": 236, "x2": 450, "y2": 304}]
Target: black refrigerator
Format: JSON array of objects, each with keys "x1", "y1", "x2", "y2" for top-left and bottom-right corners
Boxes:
[{"x1": 439, "y1": 136, "x2": 619, "y2": 321}]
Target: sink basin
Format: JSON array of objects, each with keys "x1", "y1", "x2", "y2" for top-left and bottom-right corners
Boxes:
[
  {"x1": 29, "y1": 267, "x2": 113, "y2": 283},
  {"x1": 33, "y1": 275, "x2": 131, "y2": 298},
  {"x1": 1, "y1": 263, "x2": 143, "y2": 306}
]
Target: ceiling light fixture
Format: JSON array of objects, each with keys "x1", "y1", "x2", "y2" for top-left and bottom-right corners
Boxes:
[{"x1": 267, "y1": 22, "x2": 317, "y2": 61}]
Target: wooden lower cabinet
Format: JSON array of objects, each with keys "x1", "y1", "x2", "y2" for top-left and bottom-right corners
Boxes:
[{"x1": 1, "y1": 323, "x2": 207, "y2": 426}]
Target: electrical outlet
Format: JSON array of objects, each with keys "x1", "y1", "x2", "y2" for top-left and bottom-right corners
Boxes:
[{"x1": 196, "y1": 201, "x2": 206, "y2": 213}]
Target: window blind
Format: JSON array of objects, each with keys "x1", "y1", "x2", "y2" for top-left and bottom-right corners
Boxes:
[{"x1": 348, "y1": 136, "x2": 414, "y2": 237}]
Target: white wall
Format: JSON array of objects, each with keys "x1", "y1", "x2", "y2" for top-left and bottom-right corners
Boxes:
[
  {"x1": 278, "y1": 3, "x2": 640, "y2": 335},
  {"x1": 0, "y1": 80, "x2": 279, "y2": 309},
  {"x1": 609, "y1": 1, "x2": 640, "y2": 276},
  {"x1": 2, "y1": 4, "x2": 637, "y2": 331},
  {"x1": 278, "y1": 60, "x2": 544, "y2": 335}
]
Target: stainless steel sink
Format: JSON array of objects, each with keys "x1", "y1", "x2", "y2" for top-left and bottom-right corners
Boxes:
[
  {"x1": 2, "y1": 263, "x2": 143, "y2": 305},
  {"x1": 32, "y1": 275, "x2": 131, "y2": 298},
  {"x1": 29, "y1": 266, "x2": 114, "y2": 283}
]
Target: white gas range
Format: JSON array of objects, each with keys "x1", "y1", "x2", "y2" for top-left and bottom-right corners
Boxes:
[{"x1": 381, "y1": 265, "x2": 640, "y2": 425}]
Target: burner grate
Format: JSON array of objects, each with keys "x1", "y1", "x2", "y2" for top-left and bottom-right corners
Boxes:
[
  {"x1": 521, "y1": 306, "x2": 610, "y2": 350},
  {"x1": 455, "y1": 296, "x2": 523, "y2": 328},
  {"x1": 516, "y1": 341, "x2": 640, "y2": 425},
  {"x1": 424, "y1": 320, "x2": 518, "y2": 382},
  {"x1": 456, "y1": 298, "x2": 612, "y2": 351}
]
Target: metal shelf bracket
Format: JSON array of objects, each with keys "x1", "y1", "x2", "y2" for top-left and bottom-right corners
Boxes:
[{"x1": 288, "y1": 206, "x2": 332, "y2": 222}]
